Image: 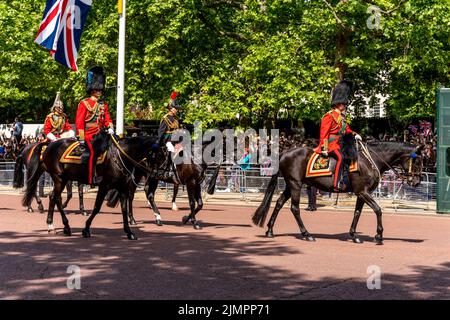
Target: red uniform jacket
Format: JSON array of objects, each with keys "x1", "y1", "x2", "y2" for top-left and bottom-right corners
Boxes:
[
  {"x1": 315, "y1": 109, "x2": 353, "y2": 154},
  {"x1": 75, "y1": 96, "x2": 113, "y2": 141},
  {"x1": 43, "y1": 112, "x2": 72, "y2": 138}
]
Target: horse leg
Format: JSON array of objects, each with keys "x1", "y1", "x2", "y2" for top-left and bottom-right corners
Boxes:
[
  {"x1": 145, "y1": 179, "x2": 163, "y2": 226},
  {"x1": 128, "y1": 185, "x2": 137, "y2": 225},
  {"x1": 182, "y1": 180, "x2": 201, "y2": 230},
  {"x1": 62, "y1": 180, "x2": 72, "y2": 209},
  {"x1": 172, "y1": 183, "x2": 179, "y2": 211},
  {"x1": 191, "y1": 183, "x2": 203, "y2": 229},
  {"x1": 46, "y1": 189, "x2": 57, "y2": 234},
  {"x1": 120, "y1": 194, "x2": 137, "y2": 240},
  {"x1": 78, "y1": 184, "x2": 88, "y2": 216},
  {"x1": 360, "y1": 192, "x2": 384, "y2": 245},
  {"x1": 53, "y1": 178, "x2": 71, "y2": 236},
  {"x1": 290, "y1": 188, "x2": 315, "y2": 241},
  {"x1": 349, "y1": 196, "x2": 365, "y2": 243},
  {"x1": 35, "y1": 193, "x2": 45, "y2": 213},
  {"x1": 27, "y1": 193, "x2": 36, "y2": 213},
  {"x1": 82, "y1": 184, "x2": 108, "y2": 238},
  {"x1": 266, "y1": 188, "x2": 291, "y2": 238}
]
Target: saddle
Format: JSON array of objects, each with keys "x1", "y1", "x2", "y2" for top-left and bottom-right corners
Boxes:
[
  {"x1": 306, "y1": 153, "x2": 358, "y2": 178},
  {"x1": 60, "y1": 141, "x2": 107, "y2": 164}
]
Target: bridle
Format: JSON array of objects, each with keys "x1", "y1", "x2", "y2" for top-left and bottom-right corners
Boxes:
[{"x1": 366, "y1": 143, "x2": 423, "y2": 181}]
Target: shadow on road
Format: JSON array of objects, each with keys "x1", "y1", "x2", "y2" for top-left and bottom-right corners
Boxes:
[{"x1": 0, "y1": 227, "x2": 447, "y2": 300}]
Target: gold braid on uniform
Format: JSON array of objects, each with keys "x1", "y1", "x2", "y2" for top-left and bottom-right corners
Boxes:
[
  {"x1": 163, "y1": 115, "x2": 179, "y2": 133},
  {"x1": 83, "y1": 100, "x2": 98, "y2": 122},
  {"x1": 47, "y1": 112, "x2": 64, "y2": 131}
]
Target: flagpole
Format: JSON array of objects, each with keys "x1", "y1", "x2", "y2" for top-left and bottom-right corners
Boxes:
[{"x1": 116, "y1": 0, "x2": 126, "y2": 138}]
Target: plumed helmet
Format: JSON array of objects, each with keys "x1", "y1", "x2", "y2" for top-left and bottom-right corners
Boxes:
[
  {"x1": 86, "y1": 66, "x2": 106, "y2": 94},
  {"x1": 51, "y1": 92, "x2": 63, "y2": 111},
  {"x1": 331, "y1": 80, "x2": 353, "y2": 106},
  {"x1": 167, "y1": 91, "x2": 181, "y2": 109}
]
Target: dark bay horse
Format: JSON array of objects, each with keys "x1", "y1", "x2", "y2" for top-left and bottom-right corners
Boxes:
[
  {"x1": 13, "y1": 141, "x2": 86, "y2": 215},
  {"x1": 252, "y1": 139, "x2": 424, "y2": 244},
  {"x1": 23, "y1": 131, "x2": 157, "y2": 239},
  {"x1": 106, "y1": 141, "x2": 220, "y2": 229}
]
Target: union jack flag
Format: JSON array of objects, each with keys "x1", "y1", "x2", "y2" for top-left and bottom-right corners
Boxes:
[{"x1": 34, "y1": 0, "x2": 92, "y2": 71}]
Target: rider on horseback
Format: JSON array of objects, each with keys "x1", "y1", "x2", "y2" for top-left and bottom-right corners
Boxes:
[
  {"x1": 315, "y1": 80, "x2": 362, "y2": 191},
  {"x1": 75, "y1": 66, "x2": 114, "y2": 186},
  {"x1": 44, "y1": 93, "x2": 75, "y2": 142},
  {"x1": 156, "y1": 91, "x2": 181, "y2": 184}
]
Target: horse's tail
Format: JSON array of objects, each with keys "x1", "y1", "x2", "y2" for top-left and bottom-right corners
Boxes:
[
  {"x1": 106, "y1": 189, "x2": 120, "y2": 208},
  {"x1": 22, "y1": 144, "x2": 45, "y2": 207},
  {"x1": 252, "y1": 171, "x2": 280, "y2": 227},
  {"x1": 206, "y1": 165, "x2": 220, "y2": 195},
  {"x1": 13, "y1": 154, "x2": 24, "y2": 188}
]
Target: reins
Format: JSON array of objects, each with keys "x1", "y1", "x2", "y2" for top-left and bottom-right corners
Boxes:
[
  {"x1": 357, "y1": 140, "x2": 382, "y2": 181},
  {"x1": 362, "y1": 142, "x2": 413, "y2": 180},
  {"x1": 110, "y1": 134, "x2": 153, "y2": 175}
]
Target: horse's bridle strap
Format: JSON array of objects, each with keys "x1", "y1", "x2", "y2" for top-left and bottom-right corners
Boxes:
[{"x1": 110, "y1": 134, "x2": 152, "y2": 174}]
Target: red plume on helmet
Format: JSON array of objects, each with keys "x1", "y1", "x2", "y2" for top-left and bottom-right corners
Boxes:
[{"x1": 168, "y1": 91, "x2": 181, "y2": 109}]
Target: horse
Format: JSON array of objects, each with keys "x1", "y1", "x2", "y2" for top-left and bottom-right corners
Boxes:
[
  {"x1": 106, "y1": 141, "x2": 220, "y2": 229},
  {"x1": 23, "y1": 130, "x2": 157, "y2": 239},
  {"x1": 13, "y1": 141, "x2": 87, "y2": 215},
  {"x1": 252, "y1": 137, "x2": 424, "y2": 245}
]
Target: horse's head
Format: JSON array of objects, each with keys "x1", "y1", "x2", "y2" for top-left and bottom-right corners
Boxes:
[{"x1": 398, "y1": 145, "x2": 424, "y2": 187}]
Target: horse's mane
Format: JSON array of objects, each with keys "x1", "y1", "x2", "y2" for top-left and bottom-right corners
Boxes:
[{"x1": 366, "y1": 141, "x2": 417, "y2": 153}]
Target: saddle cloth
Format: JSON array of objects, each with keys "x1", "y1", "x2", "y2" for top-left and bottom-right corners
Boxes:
[
  {"x1": 59, "y1": 141, "x2": 107, "y2": 165},
  {"x1": 306, "y1": 153, "x2": 358, "y2": 178}
]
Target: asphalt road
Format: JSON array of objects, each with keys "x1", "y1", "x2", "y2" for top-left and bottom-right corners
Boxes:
[{"x1": 0, "y1": 193, "x2": 449, "y2": 299}]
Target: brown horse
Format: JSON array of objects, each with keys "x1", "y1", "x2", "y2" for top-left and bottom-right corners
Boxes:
[{"x1": 252, "y1": 138, "x2": 424, "y2": 244}]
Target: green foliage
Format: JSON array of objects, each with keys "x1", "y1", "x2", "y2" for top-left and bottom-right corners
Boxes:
[{"x1": 0, "y1": 0, "x2": 449, "y2": 125}]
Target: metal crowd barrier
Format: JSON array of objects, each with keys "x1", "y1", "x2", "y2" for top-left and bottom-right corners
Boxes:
[{"x1": 1, "y1": 162, "x2": 437, "y2": 211}]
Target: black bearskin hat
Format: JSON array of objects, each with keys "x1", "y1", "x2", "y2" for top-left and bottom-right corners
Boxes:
[
  {"x1": 86, "y1": 66, "x2": 106, "y2": 94},
  {"x1": 331, "y1": 80, "x2": 353, "y2": 106}
]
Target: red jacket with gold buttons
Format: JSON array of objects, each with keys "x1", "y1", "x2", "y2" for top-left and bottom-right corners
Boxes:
[
  {"x1": 314, "y1": 109, "x2": 354, "y2": 154},
  {"x1": 75, "y1": 96, "x2": 113, "y2": 140},
  {"x1": 43, "y1": 112, "x2": 72, "y2": 138}
]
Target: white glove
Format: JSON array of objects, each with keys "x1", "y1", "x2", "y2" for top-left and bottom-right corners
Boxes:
[
  {"x1": 165, "y1": 141, "x2": 175, "y2": 152},
  {"x1": 46, "y1": 132, "x2": 56, "y2": 142},
  {"x1": 68, "y1": 130, "x2": 75, "y2": 138},
  {"x1": 354, "y1": 134, "x2": 362, "y2": 141},
  {"x1": 108, "y1": 127, "x2": 115, "y2": 135},
  {"x1": 322, "y1": 151, "x2": 328, "y2": 157}
]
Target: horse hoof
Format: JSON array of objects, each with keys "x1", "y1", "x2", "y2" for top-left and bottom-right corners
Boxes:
[
  {"x1": 172, "y1": 203, "x2": 178, "y2": 211},
  {"x1": 81, "y1": 211, "x2": 89, "y2": 217},
  {"x1": 63, "y1": 228, "x2": 72, "y2": 236},
  {"x1": 156, "y1": 220, "x2": 163, "y2": 227},
  {"x1": 38, "y1": 205, "x2": 44, "y2": 212},
  {"x1": 352, "y1": 237, "x2": 363, "y2": 244},
  {"x1": 265, "y1": 231, "x2": 274, "y2": 238},
  {"x1": 82, "y1": 229, "x2": 91, "y2": 238},
  {"x1": 302, "y1": 234, "x2": 315, "y2": 242},
  {"x1": 182, "y1": 216, "x2": 190, "y2": 225},
  {"x1": 27, "y1": 208, "x2": 34, "y2": 213},
  {"x1": 374, "y1": 235, "x2": 383, "y2": 245},
  {"x1": 127, "y1": 233, "x2": 137, "y2": 240},
  {"x1": 48, "y1": 229, "x2": 57, "y2": 235},
  {"x1": 193, "y1": 223, "x2": 202, "y2": 230},
  {"x1": 130, "y1": 219, "x2": 137, "y2": 226}
]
